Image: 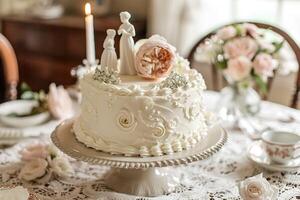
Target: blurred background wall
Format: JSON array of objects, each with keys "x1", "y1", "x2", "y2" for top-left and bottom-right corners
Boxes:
[
  {"x1": 0, "y1": 0, "x2": 147, "y2": 18},
  {"x1": 1, "y1": 0, "x2": 300, "y2": 56}
]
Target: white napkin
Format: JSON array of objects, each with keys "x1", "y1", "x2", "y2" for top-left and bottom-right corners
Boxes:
[{"x1": 0, "y1": 186, "x2": 29, "y2": 200}]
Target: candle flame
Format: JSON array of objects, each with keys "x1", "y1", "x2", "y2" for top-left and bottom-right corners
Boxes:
[{"x1": 85, "y1": 3, "x2": 91, "y2": 15}]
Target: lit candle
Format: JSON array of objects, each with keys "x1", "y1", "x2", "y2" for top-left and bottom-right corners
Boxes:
[{"x1": 85, "y1": 3, "x2": 96, "y2": 65}]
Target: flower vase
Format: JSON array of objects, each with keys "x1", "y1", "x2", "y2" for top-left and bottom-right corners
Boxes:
[{"x1": 216, "y1": 83, "x2": 261, "y2": 127}]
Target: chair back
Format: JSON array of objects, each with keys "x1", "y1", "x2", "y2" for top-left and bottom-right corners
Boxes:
[
  {"x1": 187, "y1": 22, "x2": 300, "y2": 108},
  {"x1": 0, "y1": 33, "x2": 19, "y2": 100}
]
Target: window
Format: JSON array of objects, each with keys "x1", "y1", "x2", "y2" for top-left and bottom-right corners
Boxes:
[{"x1": 197, "y1": 0, "x2": 300, "y2": 43}]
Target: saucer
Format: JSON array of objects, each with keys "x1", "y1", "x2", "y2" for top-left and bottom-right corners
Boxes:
[{"x1": 248, "y1": 141, "x2": 300, "y2": 172}]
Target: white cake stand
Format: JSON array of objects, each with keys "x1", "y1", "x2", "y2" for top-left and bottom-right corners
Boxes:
[{"x1": 51, "y1": 119, "x2": 227, "y2": 197}]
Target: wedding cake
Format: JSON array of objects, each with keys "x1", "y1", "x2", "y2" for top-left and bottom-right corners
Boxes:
[{"x1": 73, "y1": 11, "x2": 210, "y2": 157}]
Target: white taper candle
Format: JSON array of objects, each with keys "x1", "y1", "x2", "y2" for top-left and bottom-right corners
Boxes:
[{"x1": 85, "y1": 3, "x2": 96, "y2": 65}]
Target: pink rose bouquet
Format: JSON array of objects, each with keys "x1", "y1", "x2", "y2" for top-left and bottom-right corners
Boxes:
[
  {"x1": 135, "y1": 35, "x2": 176, "y2": 79},
  {"x1": 209, "y1": 23, "x2": 284, "y2": 93}
]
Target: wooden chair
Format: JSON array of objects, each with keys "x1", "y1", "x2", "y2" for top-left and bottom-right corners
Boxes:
[
  {"x1": 187, "y1": 22, "x2": 300, "y2": 108},
  {"x1": 0, "y1": 33, "x2": 19, "y2": 101}
]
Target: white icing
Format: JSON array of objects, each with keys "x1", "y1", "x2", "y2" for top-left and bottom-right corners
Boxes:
[
  {"x1": 73, "y1": 68, "x2": 209, "y2": 157},
  {"x1": 139, "y1": 146, "x2": 150, "y2": 157},
  {"x1": 172, "y1": 140, "x2": 183, "y2": 152},
  {"x1": 116, "y1": 108, "x2": 137, "y2": 132},
  {"x1": 161, "y1": 143, "x2": 173, "y2": 155},
  {"x1": 150, "y1": 144, "x2": 163, "y2": 156},
  {"x1": 182, "y1": 140, "x2": 192, "y2": 150}
]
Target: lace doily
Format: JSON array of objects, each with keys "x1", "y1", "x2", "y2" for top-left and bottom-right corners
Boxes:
[{"x1": 0, "y1": 92, "x2": 299, "y2": 200}]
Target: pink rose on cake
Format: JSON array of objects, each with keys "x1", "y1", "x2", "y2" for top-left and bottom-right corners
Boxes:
[
  {"x1": 224, "y1": 37, "x2": 258, "y2": 59},
  {"x1": 253, "y1": 53, "x2": 277, "y2": 77},
  {"x1": 225, "y1": 56, "x2": 252, "y2": 81},
  {"x1": 135, "y1": 35, "x2": 176, "y2": 79}
]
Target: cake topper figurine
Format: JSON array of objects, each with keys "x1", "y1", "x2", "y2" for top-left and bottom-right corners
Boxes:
[
  {"x1": 100, "y1": 29, "x2": 118, "y2": 72},
  {"x1": 118, "y1": 11, "x2": 137, "y2": 75}
]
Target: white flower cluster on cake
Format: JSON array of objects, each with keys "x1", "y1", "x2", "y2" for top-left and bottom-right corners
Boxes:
[
  {"x1": 93, "y1": 67, "x2": 120, "y2": 84},
  {"x1": 160, "y1": 71, "x2": 188, "y2": 90}
]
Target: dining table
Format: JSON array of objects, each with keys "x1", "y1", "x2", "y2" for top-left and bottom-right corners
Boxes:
[{"x1": 0, "y1": 91, "x2": 300, "y2": 200}]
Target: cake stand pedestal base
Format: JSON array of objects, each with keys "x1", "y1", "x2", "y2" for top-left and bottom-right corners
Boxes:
[
  {"x1": 105, "y1": 167, "x2": 178, "y2": 196},
  {"x1": 51, "y1": 119, "x2": 227, "y2": 197}
]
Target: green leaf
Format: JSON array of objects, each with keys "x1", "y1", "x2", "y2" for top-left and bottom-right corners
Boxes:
[
  {"x1": 233, "y1": 24, "x2": 244, "y2": 36},
  {"x1": 272, "y1": 40, "x2": 284, "y2": 54},
  {"x1": 253, "y1": 74, "x2": 267, "y2": 94},
  {"x1": 20, "y1": 91, "x2": 34, "y2": 100},
  {"x1": 214, "y1": 54, "x2": 227, "y2": 70},
  {"x1": 215, "y1": 60, "x2": 227, "y2": 70},
  {"x1": 20, "y1": 82, "x2": 31, "y2": 93},
  {"x1": 33, "y1": 92, "x2": 39, "y2": 101},
  {"x1": 239, "y1": 80, "x2": 250, "y2": 89},
  {"x1": 38, "y1": 90, "x2": 46, "y2": 100}
]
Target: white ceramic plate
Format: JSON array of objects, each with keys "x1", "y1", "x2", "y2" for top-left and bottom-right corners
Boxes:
[
  {"x1": 248, "y1": 140, "x2": 300, "y2": 172},
  {"x1": 0, "y1": 100, "x2": 50, "y2": 128}
]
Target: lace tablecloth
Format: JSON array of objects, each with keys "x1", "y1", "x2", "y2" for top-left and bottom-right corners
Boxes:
[{"x1": 0, "y1": 91, "x2": 300, "y2": 200}]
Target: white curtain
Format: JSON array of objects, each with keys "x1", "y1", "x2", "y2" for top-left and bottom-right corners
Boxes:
[{"x1": 147, "y1": 0, "x2": 202, "y2": 56}]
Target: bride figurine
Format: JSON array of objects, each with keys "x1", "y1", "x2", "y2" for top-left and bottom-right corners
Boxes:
[
  {"x1": 118, "y1": 11, "x2": 136, "y2": 75},
  {"x1": 100, "y1": 29, "x2": 118, "y2": 71}
]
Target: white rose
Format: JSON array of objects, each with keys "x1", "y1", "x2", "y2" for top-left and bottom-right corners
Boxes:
[
  {"x1": 257, "y1": 39, "x2": 275, "y2": 53},
  {"x1": 19, "y1": 158, "x2": 48, "y2": 181},
  {"x1": 50, "y1": 157, "x2": 74, "y2": 177},
  {"x1": 47, "y1": 144, "x2": 61, "y2": 158},
  {"x1": 173, "y1": 54, "x2": 190, "y2": 74},
  {"x1": 239, "y1": 173, "x2": 278, "y2": 200}
]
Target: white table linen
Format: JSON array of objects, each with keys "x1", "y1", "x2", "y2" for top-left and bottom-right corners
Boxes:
[{"x1": 0, "y1": 91, "x2": 299, "y2": 200}]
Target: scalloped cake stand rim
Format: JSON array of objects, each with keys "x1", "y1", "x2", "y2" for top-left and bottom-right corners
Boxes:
[{"x1": 51, "y1": 118, "x2": 227, "y2": 169}]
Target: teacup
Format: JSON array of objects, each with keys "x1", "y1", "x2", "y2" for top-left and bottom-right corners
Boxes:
[{"x1": 261, "y1": 131, "x2": 300, "y2": 164}]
